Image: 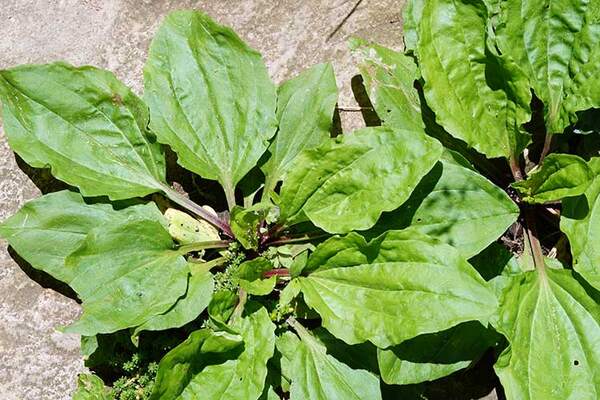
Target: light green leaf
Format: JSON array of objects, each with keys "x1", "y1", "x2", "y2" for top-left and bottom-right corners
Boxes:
[
  {"x1": 367, "y1": 150, "x2": 519, "y2": 257},
  {"x1": 0, "y1": 190, "x2": 163, "y2": 283},
  {"x1": 299, "y1": 229, "x2": 498, "y2": 347},
  {"x1": 561, "y1": 157, "x2": 600, "y2": 291},
  {"x1": 151, "y1": 306, "x2": 276, "y2": 400},
  {"x1": 144, "y1": 10, "x2": 277, "y2": 194},
  {"x1": 63, "y1": 219, "x2": 189, "y2": 335},
  {"x1": 165, "y1": 207, "x2": 220, "y2": 245},
  {"x1": 132, "y1": 267, "x2": 214, "y2": 341},
  {"x1": 287, "y1": 320, "x2": 382, "y2": 400},
  {"x1": 417, "y1": 0, "x2": 531, "y2": 159},
  {"x1": 279, "y1": 126, "x2": 442, "y2": 233},
  {"x1": 496, "y1": 0, "x2": 600, "y2": 133},
  {"x1": 236, "y1": 257, "x2": 277, "y2": 296},
  {"x1": 262, "y1": 63, "x2": 337, "y2": 193},
  {"x1": 230, "y1": 203, "x2": 276, "y2": 249},
  {"x1": 513, "y1": 153, "x2": 593, "y2": 203},
  {"x1": 378, "y1": 321, "x2": 500, "y2": 385},
  {"x1": 350, "y1": 38, "x2": 422, "y2": 131},
  {"x1": 72, "y1": 374, "x2": 111, "y2": 400},
  {"x1": 0, "y1": 63, "x2": 166, "y2": 200},
  {"x1": 494, "y1": 268, "x2": 600, "y2": 399}
]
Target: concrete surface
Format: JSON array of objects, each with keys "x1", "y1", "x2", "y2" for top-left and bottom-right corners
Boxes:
[{"x1": 0, "y1": 1, "x2": 404, "y2": 398}]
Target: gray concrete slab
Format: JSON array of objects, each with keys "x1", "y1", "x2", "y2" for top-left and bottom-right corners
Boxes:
[{"x1": 0, "y1": 1, "x2": 403, "y2": 398}]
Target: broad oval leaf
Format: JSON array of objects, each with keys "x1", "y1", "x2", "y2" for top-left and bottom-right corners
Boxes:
[
  {"x1": 377, "y1": 321, "x2": 500, "y2": 385},
  {"x1": 417, "y1": 0, "x2": 531, "y2": 159},
  {"x1": 494, "y1": 268, "x2": 600, "y2": 399},
  {"x1": 0, "y1": 190, "x2": 163, "y2": 283},
  {"x1": 513, "y1": 153, "x2": 594, "y2": 204},
  {"x1": 144, "y1": 11, "x2": 277, "y2": 194},
  {"x1": 561, "y1": 157, "x2": 600, "y2": 291},
  {"x1": 63, "y1": 219, "x2": 189, "y2": 335},
  {"x1": 286, "y1": 321, "x2": 382, "y2": 400},
  {"x1": 0, "y1": 63, "x2": 166, "y2": 200},
  {"x1": 279, "y1": 126, "x2": 442, "y2": 233},
  {"x1": 262, "y1": 63, "x2": 338, "y2": 193},
  {"x1": 151, "y1": 306, "x2": 276, "y2": 400},
  {"x1": 367, "y1": 150, "x2": 519, "y2": 257},
  {"x1": 496, "y1": 0, "x2": 600, "y2": 133},
  {"x1": 298, "y1": 229, "x2": 498, "y2": 348}
]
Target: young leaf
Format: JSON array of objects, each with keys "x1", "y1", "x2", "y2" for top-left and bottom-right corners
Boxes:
[
  {"x1": 298, "y1": 229, "x2": 498, "y2": 348},
  {"x1": 230, "y1": 203, "x2": 277, "y2": 250},
  {"x1": 164, "y1": 208, "x2": 220, "y2": 244},
  {"x1": 72, "y1": 373, "x2": 111, "y2": 400},
  {"x1": 63, "y1": 219, "x2": 190, "y2": 335},
  {"x1": 377, "y1": 321, "x2": 500, "y2": 385},
  {"x1": 416, "y1": 0, "x2": 531, "y2": 159},
  {"x1": 367, "y1": 150, "x2": 519, "y2": 257},
  {"x1": 494, "y1": 269, "x2": 600, "y2": 399},
  {"x1": 350, "y1": 38, "x2": 422, "y2": 131},
  {"x1": 0, "y1": 63, "x2": 166, "y2": 200},
  {"x1": 496, "y1": 0, "x2": 600, "y2": 133},
  {"x1": 132, "y1": 268, "x2": 214, "y2": 342},
  {"x1": 262, "y1": 63, "x2": 338, "y2": 194},
  {"x1": 513, "y1": 154, "x2": 593, "y2": 203},
  {"x1": 287, "y1": 319, "x2": 382, "y2": 400},
  {"x1": 561, "y1": 157, "x2": 600, "y2": 291},
  {"x1": 151, "y1": 306, "x2": 276, "y2": 400},
  {"x1": 144, "y1": 11, "x2": 277, "y2": 198},
  {"x1": 279, "y1": 126, "x2": 442, "y2": 233},
  {"x1": 0, "y1": 190, "x2": 163, "y2": 283},
  {"x1": 236, "y1": 257, "x2": 277, "y2": 296}
]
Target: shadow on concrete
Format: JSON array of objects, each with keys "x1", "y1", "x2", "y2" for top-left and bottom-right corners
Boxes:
[
  {"x1": 8, "y1": 246, "x2": 79, "y2": 302},
  {"x1": 15, "y1": 154, "x2": 70, "y2": 194},
  {"x1": 351, "y1": 74, "x2": 382, "y2": 127}
]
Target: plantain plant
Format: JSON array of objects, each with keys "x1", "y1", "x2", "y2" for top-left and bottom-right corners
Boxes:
[{"x1": 1, "y1": 1, "x2": 599, "y2": 399}]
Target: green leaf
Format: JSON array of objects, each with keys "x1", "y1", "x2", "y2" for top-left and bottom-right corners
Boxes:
[
  {"x1": 236, "y1": 257, "x2": 277, "y2": 296},
  {"x1": 63, "y1": 219, "x2": 189, "y2": 335},
  {"x1": 367, "y1": 150, "x2": 519, "y2": 257},
  {"x1": 0, "y1": 190, "x2": 163, "y2": 283},
  {"x1": 378, "y1": 321, "x2": 500, "y2": 385},
  {"x1": 73, "y1": 374, "x2": 111, "y2": 400},
  {"x1": 416, "y1": 0, "x2": 531, "y2": 159},
  {"x1": 151, "y1": 306, "x2": 276, "y2": 400},
  {"x1": 279, "y1": 126, "x2": 442, "y2": 233},
  {"x1": 350, "y1": 38, "x2": 422, "y2": 131},
  {"x1": 230, "y1": 203, "x2": 277, "y2": 250},
  {"x1": 144, "y1": 10, "x2": 277, "y2": 194},
  {"x1": 287, "y1": 320, "x2": 382, "y2": 400},
  {"x1": 494, "y1": 268, "x2": 600, "y2": 399},
  {"x1": 513, "y1": 153, "x2": 594, "y2": 204},
  {"x1": 150, "y1": 329, "x2": 243, "y2": 400},
  {"x1": 0, "y1": 63, "x2": 166, "y2": 200},
  {"x1": 402, "y1": 0, "x2": 425, "y2": 54},
  {"x1": 496, "y1": 0, "x2": 600, "y2": 133},
  {"x1": 561, "y1": 157, "x2": 600, "y2": 291},
  {"x1": 298, "y1": 229, "x2": 498, "y2": 347},
  {"x1": 132, "y1": 267, "x2": 214, "y2": 342},
  {"x1": 262, "y1": 63, "x2": 338, "y2": 193}
]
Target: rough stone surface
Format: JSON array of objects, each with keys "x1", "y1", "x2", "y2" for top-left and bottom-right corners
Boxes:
[{"x1": 0, "y1": 1, "x2": 403, "y2": 398}]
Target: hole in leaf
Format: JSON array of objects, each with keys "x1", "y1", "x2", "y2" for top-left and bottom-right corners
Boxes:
[{"x1": 574, "y1": 360, "x2": 579, "y2": 366}]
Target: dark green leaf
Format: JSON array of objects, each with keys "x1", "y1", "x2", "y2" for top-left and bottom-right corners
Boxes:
[
  {"x1": 494, "y1": 268, "x2": 600, "y2": 399},
  {"x1": 72, "y1": 374, "x2": 111, "y2": 400},
  {"x1": 262, "y1": 63, "x2": 338, "y2": 193},
  {"x1": 0, "y1": 190, "x2": 161, "y2": 283},
  {"x1": 299, "y1": 229, "x2": 498, "y2": 347},
  {"x1": 230, "y1": 203, "x2": 276, "y2": 250},
  {"x1": 0, "y1": 63, "x2": 166, "y2": 200},
  {"x1": 63, "y1": 219, "x2": 189, "y2": 335},
  {"x1": 236, "y1": 257, "x2": 277, "y2": 296},
  {"x1": 144, "y1": 10, "x2": 277, "y2": 194},
  {"x1": 279, "y1": 126, "x2": 442, "y2": 233}
]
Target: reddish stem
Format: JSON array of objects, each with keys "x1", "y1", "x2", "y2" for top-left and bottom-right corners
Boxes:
[{"x1": 263, "y1": 268, "x2": 291, "y2": 278}]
